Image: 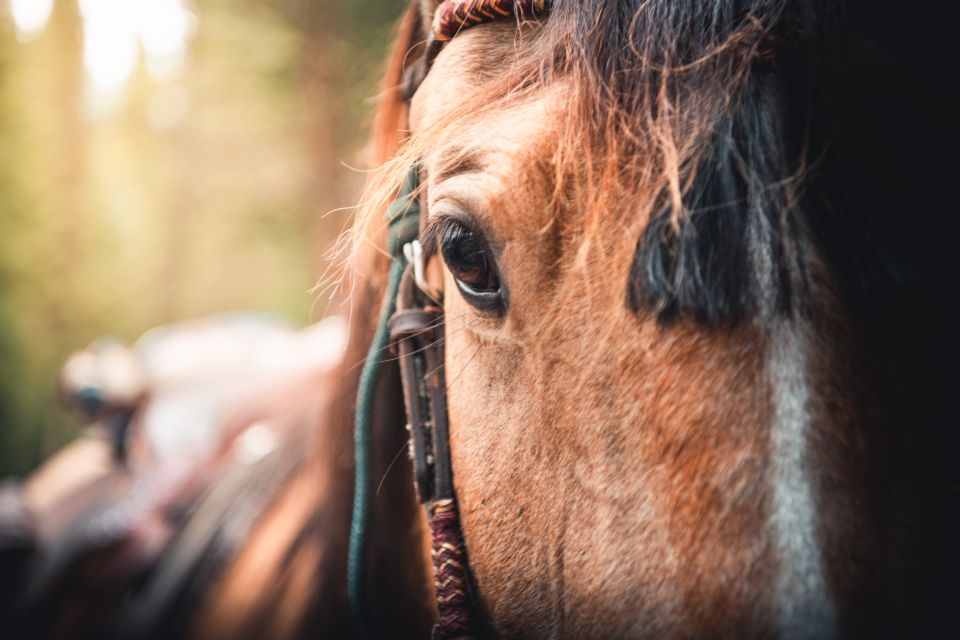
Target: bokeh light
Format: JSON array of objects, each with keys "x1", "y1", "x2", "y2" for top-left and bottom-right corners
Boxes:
[
  {"x1": 1, "y1": 0, "x2": 402, "y2": 475},
  {"x1": 77, "y1": 0, "x2": 196, "y2": 115},
  {"x1": 10, "y1": 0, "x2": 55, "y2": 42}
]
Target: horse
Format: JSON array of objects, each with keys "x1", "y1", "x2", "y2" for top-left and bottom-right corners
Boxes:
[{"x1": 4, "y1": 0, "x2": 958, "y2": 638}]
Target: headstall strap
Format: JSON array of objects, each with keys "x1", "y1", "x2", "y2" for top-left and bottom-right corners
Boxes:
[
  {"x1": 351, "y1": 1, "x2": 554, "y2": 638},
  {"x1": 394, "y1": 3, "x2": 553, "y2": 637},
  {"x1": 432, "y1": 0, "x2": 550, "y2": 42},
  {"x1": 390, "y1": 268, "x2": 475, "y2": 639}
]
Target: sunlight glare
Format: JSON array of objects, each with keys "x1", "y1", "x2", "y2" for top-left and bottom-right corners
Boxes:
[
  {"x1": 140, "y1": 0, "x2": 196, "y2": 81},
  {"x1": 79, "y1": 0, "x2": 140, "y2": 93},
  {"x1": 10, "y1": 0, "x2": 55, "y2": 42},
  {"x1": 77, "y1": 0, "x2": 196, "y2": 116}
]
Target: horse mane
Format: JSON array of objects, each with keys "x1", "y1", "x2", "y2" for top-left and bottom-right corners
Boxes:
[{"x1": 623, "y1": 0, "x2": 956, "y2": 324}]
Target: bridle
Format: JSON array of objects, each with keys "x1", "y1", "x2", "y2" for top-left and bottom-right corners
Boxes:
[{"x1": 347, "y1": 2, "x2": 551, "y2": 639}]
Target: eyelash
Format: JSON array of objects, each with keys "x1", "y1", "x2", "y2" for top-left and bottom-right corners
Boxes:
[{"x1": 426, "y1": 215, "x2": 506, "y2": 315}]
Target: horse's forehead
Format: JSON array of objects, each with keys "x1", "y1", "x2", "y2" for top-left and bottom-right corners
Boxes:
[
  {"x1": 410, "y1": 21, "x2": 551, "y2": 137},
  {"x1": 422, "y1": 98, "x2": 556, "y2": 184}
]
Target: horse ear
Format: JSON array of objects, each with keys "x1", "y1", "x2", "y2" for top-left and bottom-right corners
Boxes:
[{"x1": 369, "y1": 3, "x2": 422, "y2": 165}]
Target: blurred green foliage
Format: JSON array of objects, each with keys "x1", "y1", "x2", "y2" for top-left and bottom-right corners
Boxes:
[{"x1": 0, "y1": 0, "x2": 404, "y2": 475}]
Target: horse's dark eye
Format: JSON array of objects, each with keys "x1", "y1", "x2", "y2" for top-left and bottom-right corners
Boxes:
[{"x1": 438, "y1": 221, "x2": 503, "y2": 313}]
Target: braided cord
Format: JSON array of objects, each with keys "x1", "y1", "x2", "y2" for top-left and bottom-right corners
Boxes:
[
  {"x1": 430, "y1": 499, "x2": 476, "y2": 640},
  {"x1": 434, "y1": 0, "x2": 550, "y2": 41}
]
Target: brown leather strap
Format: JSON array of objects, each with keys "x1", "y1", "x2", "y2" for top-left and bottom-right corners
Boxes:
[
  {"x1": 388, "y1": 3, "x2": 556, "y2": 634},
  {"x1": 389, "y1": 267, "x2": 476, "y2": 639}
]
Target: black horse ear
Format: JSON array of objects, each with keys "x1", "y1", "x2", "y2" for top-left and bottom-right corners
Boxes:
[
  {"x1": 400, "y1": 60, "x2": 428, "y2": 102},
  {"x1": 398, "y1": 1, "x2": 437, "y2": 101}
]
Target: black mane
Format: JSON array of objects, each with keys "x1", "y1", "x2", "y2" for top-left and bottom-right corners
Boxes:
[{"x1": 544, "y1": 0, "x2": 957, "y2": 323}]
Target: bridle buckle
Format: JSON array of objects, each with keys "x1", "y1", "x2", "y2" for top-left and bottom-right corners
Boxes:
[{"x1": 402, "y1": 239, "x2": 442, "y2": 303}]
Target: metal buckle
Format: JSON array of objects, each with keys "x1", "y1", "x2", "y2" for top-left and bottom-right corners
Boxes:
[{"x1": 403, "y1": 239, "x2": 442, "y2": 303}]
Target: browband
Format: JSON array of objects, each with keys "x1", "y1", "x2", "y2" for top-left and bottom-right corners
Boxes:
[
  {"x1": 432, "y1": 0, "x2": 550, "y2": 42},
  {"x1": 403, "y1": 0, "x2": 552, "y2": 101}
]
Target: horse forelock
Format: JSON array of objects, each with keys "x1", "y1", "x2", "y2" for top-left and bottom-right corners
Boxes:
[
  {"x1": 352, "y1": 0, "x2": 950, "y2": 328},
  {"x1": 354, "y1": 0, "x2": 783, "y2": 327}
]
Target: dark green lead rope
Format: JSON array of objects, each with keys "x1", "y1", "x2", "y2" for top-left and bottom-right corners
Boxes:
[{"x1": 348, "y1": 167, "x2": 421, "y2": 639}]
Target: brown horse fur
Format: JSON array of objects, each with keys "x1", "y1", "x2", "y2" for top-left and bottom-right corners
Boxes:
[{"x1": 190, "y1": 1, "x2": 958, "y2": 638}]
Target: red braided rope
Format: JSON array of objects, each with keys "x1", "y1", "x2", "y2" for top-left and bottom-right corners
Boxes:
[
  {"x1": 429, "y1": 499, "x2": 476, "y2": 640},
  {"x1": 433, "y1": 0, "x2": 550, "y2": 42}
]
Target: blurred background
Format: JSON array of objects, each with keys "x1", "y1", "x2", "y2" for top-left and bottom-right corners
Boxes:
[{"x1": 0, "y1": 0, "x2": 402, "y2": 475}]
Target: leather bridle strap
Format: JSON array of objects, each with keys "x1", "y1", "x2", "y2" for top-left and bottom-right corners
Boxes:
[
  {"x1": 389, "y1": 271, "x2": 474, "y2": 639},
  {"x1": 348, "y1": 2, "x2": 552, "y2": 638}
]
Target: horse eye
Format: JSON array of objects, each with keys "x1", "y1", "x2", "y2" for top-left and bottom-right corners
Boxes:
[{"x1": 438, "y1": 221, "x2": 504, "y2": 313}]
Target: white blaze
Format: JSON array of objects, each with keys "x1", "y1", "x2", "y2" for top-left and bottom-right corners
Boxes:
[{"x1": 768, "y1": 321, "x2": 836, "y2": 639}]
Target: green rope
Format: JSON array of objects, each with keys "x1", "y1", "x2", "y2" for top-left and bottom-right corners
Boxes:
[{"x1": 348, "y1": 167, "x2": 420, "y2": 638}]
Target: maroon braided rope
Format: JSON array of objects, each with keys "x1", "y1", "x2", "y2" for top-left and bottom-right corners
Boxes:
[
  {"x1": 429, "y1": 499, "x2": 476, "y2": 640},
  {"x1": 433, "y1": 0, "x2": 550, "y2": 41}
]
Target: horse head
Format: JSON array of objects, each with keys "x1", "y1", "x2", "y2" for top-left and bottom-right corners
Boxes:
[{"x1": 346, "y1": 1, "x2": 958, "y2": 637}]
